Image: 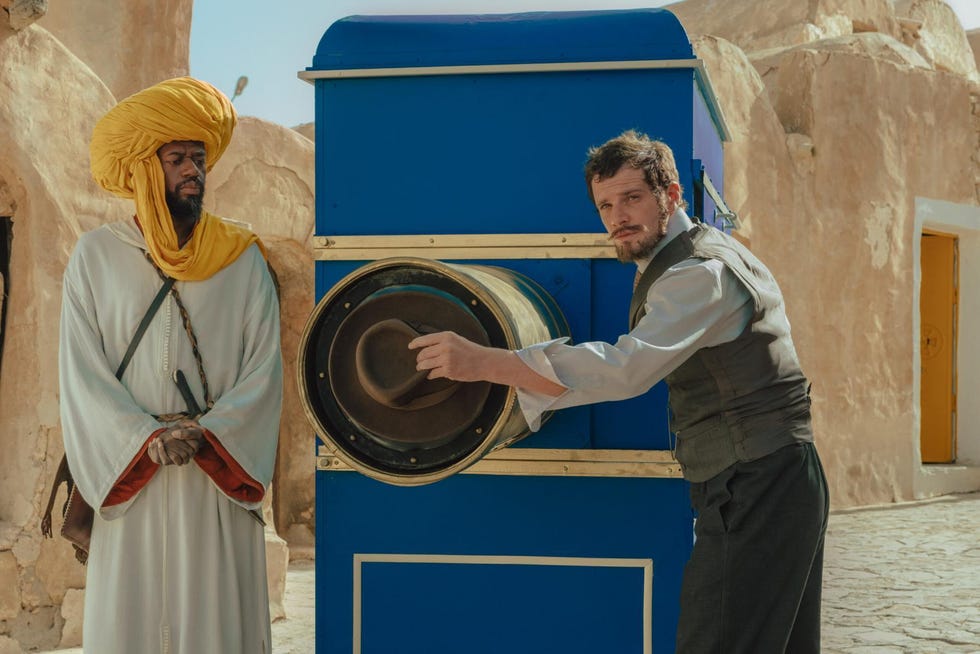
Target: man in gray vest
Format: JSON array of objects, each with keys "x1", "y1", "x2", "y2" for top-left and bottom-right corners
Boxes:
[{"x1": 411, "y1": 129, "x2": 829, "y2": 653}]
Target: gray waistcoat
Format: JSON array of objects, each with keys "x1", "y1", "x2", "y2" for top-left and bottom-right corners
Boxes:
[{"x1": 630, "y1": 224, "x2": 813, "y2": 482}]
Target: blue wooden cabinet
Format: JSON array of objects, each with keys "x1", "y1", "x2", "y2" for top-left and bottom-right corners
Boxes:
[{"x1": 300, "y1": 9, "x2": 730, "y2": 652}]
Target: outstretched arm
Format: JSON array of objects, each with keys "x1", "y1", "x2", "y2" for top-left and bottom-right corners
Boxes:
[{"x1": 409, "y1": 331, "x2": 566, "y2": 397}]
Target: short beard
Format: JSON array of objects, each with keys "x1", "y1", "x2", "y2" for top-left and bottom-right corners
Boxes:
[
  {"x1": 165, "y1": 181, "x2": 205, "y2": 223},
  {"x1": 615, "y1": 194, "x2": 672, "y2": 263}
]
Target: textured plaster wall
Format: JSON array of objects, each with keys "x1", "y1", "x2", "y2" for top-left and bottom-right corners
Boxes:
[
  {"x1": 0, "y1": 9, "x2": 313, "y2": 648},
  {"x1": 680, "y1": 1, "x2": 980, "y2": 507},
  {"x1": 0, "y1": 22, "x2": 124, "y2": 650},
  {"x1": 895, "y1": 0, "x2": 980, "y2": 82},
  {"x1": 969, "y1": 29, "x2": 980, "y2": 70},
  {"x1": 669, "y1": 0, "x2": 902, "y2": 52},
  {"x1": 39, "y1": 0, "x2": 193, "y2": 100}
]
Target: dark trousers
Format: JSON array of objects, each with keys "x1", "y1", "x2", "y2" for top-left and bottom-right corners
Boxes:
[{"x1": 676, "y1": 442, "x2": 829, "y2": 654}]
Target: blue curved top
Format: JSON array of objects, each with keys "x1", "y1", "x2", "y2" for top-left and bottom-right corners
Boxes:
[{"x1": 310, "y1": 9, "x2": 693, "y2": 70}]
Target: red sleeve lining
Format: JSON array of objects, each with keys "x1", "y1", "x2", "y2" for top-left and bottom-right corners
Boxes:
[
  {"x1": 194, "y1": 430, "x2": 265, "y2": 504},
  {"x1": 103, "y1": 429, "x2": 164, "y2": 508},
  {"x1": 102, "y1": 428, "x2": 265, "y2": 507}
]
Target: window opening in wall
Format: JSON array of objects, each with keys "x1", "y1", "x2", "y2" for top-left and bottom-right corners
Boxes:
[{"x1": 919, "y1": 230, "x2": 958, "y2": 464}]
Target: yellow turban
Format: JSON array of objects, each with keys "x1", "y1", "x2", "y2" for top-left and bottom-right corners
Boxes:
[{"x1": 90, "y1": 76, "x2": 265, "y2": 281}]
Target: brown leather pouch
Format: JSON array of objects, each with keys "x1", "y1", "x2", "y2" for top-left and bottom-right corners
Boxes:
[
  {"x1": 40, "y1": 456, "x2": 93, "y2": 565},
  {"x1": 61, "y1": 484, "x2": 94, "y2": 564}
]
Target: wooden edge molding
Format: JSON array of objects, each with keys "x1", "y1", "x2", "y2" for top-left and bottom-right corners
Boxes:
[
  {"x1": 316, "y1": 447, "x2": 683, "y2": 479},
  {"x1": 312, "y1": 233, "x2": 617, "y2": 261}
]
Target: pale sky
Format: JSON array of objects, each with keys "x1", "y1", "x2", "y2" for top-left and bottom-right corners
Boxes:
[{"x1": 190, "y1": 0, "x2": 980, "y2": 128}]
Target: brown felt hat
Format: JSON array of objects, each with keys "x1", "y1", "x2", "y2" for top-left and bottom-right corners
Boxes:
[{"x1": 328, "y1": 289, "x2": 492, "y2": 449}]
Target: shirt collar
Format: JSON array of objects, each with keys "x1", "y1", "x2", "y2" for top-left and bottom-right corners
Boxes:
[{"x1": 635, "y1": 207, "x2": 696, "y2": 274}]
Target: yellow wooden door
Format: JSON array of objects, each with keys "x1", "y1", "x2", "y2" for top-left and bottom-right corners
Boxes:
[{"x1": 919, "y1": 232, "x2": 957, "y2": 463}]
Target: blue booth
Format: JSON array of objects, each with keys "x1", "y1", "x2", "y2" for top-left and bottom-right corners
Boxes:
[{"x1": 298, "y1": 9, "x2": 733, "y2": 653}]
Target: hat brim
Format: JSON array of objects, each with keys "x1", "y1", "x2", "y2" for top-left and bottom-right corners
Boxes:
[{"x1": 329, "y1": 288, "x2": 492, "y2": 450}]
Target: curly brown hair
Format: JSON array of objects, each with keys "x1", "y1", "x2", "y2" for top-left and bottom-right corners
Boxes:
[{"x1": 584, "y1": 130, "x2": 687, "y2": 209}]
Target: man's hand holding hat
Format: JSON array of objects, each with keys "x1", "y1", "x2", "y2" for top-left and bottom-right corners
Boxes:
[{"x1": 410, "y1": 332, "x2": 567, "y2": 397}]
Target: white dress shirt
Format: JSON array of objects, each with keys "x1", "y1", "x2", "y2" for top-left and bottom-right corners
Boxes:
[{"x1": 514, "y1": 208, "x2": 753, "y2": 430}]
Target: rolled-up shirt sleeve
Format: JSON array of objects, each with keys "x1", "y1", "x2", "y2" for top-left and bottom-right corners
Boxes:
[{"x1": 515, "y1": 258, "x2": 753, "y2": 431}]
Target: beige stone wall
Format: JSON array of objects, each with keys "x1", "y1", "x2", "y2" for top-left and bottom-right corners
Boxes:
[
  {"x1": 894, "y1": 0, "x2": 979, "y2": 81},
  {"x1": 969, "y1": 28, "x2": 980, "y2": 70},
  {"x1": 972, "y1": 28, "x2": 980, "y2": 202},
  {"x1": 0, "y1": 0, "x2": 46, "y2": 31},
  {"x1": 0, "y1": 22, "x2": 125, "y2": 650},
  {"x1": 668, "y1": 0, "x2": 901, "y2": 53},
  {"x1": 39, "y1": 0, "x2": 192, "y2": 100},
  {"x1": 677, "y1": 0, "x2": 980, "y2": 507},
  {"x1": 293, "y1": 121, "x2": 315, "y2": 142},
  {"x1": 0, "y1": 17, "x2": 313, "y2": 651}
]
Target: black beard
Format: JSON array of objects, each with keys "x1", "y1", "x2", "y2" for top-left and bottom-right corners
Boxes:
[{"x1": 165, "y1": 181, "x2": 205, "y2": 222}]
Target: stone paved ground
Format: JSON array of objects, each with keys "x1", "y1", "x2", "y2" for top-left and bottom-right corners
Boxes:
[
  {"x1": 44, "y1": 493, "x2": 980, "y2": 653},
  {"x1": 822, "y1": 492, "x2": 980, "y2": 653}
]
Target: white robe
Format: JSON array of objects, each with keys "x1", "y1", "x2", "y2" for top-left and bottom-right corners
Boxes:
[{"x1": 59, "y1": 220, "x2": 283, "y2": 654}]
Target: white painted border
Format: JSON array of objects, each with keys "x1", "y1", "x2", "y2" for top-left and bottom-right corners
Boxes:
[
  {"x1": 913, "y1": 197, "x2": 980, "y2": 497},
  {"x1": 352, "y1": 553, "x2": 654, "y2": 653}
]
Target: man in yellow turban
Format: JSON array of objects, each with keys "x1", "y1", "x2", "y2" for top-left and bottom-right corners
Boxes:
[{"x1": 58, "y1": 77, "x2": 282, "y2": 653}]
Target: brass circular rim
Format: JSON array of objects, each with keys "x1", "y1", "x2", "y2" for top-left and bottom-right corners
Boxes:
[{"x1": 296, "y1": 256, "x2": 521, "y2": 486}]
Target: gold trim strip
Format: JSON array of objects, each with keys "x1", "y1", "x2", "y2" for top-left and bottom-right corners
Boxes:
[
  {"x1": 356, "y1": 552, "x2": 653, "y2": 567},
  {"x1": 298, "y1": 58, "x2": 729, "y2": 139},
  {"x1": 353, "y1": 553, "x2": 653, "y2": 654},
  {"x1": 317, "y1": 448, "x2": 683, "y2": 478},
  {"x1": 313, "y1": 233, "x2": 616, "y2": 260},
  {"x1": 315, "y1": 246, "x2": 614, "y2": 260},
  {"x1": 352, "y1": 554, "x2": 362, "y2": 651},
  {"x1": 300, "y1": 57, "x2": 730, "y2": 140},
  {"x1": 299, "y1": 59, "x2": 699, "y2": 81},
  {"x1": 314, "y1": 234, "x2": 609, "y2": 248}
]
